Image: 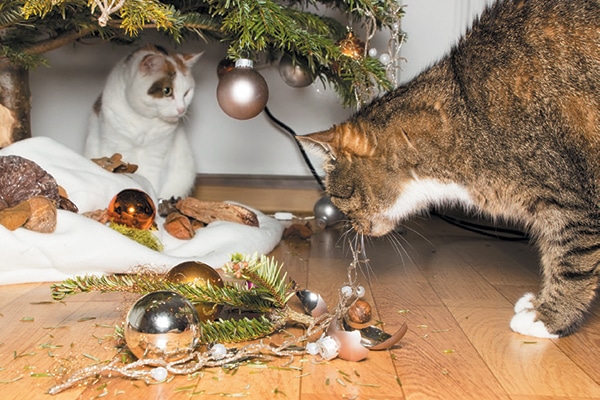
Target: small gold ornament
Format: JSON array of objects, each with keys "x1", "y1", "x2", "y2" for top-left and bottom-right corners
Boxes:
[
  {"x1": 337, "y1": 31, "x2": 365, "y2": 60},
  {"x1": 166, "y1": 261, "x2": 224, "y2": 321},
  {"x1": 107, "y1": 189, "x2": 156, "y2": 230}
]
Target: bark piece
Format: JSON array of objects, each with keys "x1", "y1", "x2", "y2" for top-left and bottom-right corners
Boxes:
[
  {"x1": 0, "y1": 155, "x2": 60, "y2": 209},
  {"x1": 164, "y1": 211, "x2": 195, "y2": 240},
  {"x1": 176, "y1": 198, "x2": 259, "y2": 227}
]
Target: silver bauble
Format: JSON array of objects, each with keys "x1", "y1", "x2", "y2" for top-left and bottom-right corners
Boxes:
[
  {"x1": 314, "y1": 195, "x2": 346, "y2": 228},
  {"x1": 278, "y1": 53, "x2": 314, "y2": 88},
  {"x1": 124, "y1": 291, "x2": 200, "y2": 361},
  {"x1": 216, "y1": 59, "x2": 269, "y2": 120}
]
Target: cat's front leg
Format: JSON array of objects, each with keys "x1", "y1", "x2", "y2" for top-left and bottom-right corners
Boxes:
[{"x1": 509, "y1": 243, "x2": 599, "y2": 337}]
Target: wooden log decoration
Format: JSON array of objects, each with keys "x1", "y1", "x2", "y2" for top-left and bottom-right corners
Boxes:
[{"x1": 176, "y1": 198, "x2": 259, "y2": 228}]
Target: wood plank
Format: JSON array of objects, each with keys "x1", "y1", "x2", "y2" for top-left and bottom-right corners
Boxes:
[{"x1": 451, "y1": 306, "x2": 600, "y2": 397}]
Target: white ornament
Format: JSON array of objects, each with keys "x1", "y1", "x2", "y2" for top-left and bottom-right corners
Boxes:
[
  {"x1": 368, "y1": 47, "x2": 378, "y2": 58},
  {"x1": 316, "y1": 335, "x2": 340, "y2": 360},
  {"x1": 379, "y1": 53, "x2": 391, "y2": 65},
  {"x1": 341, "y1": 285, "x2": 353, "y2": 299},
  {"x1": 150, "y1": 367, "x2": 168, "y2": 382},
  {"x1": 356, "y1": 286, "x2": 366, "y2": 298},
  {"x1": 210, "y1": 343, "x2": 228, "y2": 360},
  {"x1": 306, "y1": 342, "x2": 319, "y2": 355}
]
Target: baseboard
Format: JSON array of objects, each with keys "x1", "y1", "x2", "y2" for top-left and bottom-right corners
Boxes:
[{"x1": 192, "y1": 174, "x2": 324, "y2": 214}]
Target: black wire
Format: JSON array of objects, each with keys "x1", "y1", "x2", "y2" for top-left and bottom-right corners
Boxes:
[
  {"x1": 264, "y1": 106, "x2": 326, "y2": 191},
  {"x1": 436, "y1": 213, "x2": 529, "y2": 241}
]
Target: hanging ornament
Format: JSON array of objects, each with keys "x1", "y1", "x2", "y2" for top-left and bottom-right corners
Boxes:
[
  {"x1": 216, "y1": 58, "x2": 235, "y2": 80},
  {"x1": 166, "y1": 261, "x2": 225, "y2": 321},
  {"x1": 313, "y1": 195, "x2": 346, "y2": 228},
  {"x1": 124, "y1": 291, "x2": 200, "y2": 361},
  {"x1": 107, "y1": 189, "x2": 156, "y2": 230},
  {"x1": 278, "y1": 53, "x2": 315, "y2": 88},
  {"x1": 337, "y1": 30, "x2": 366, "y2": 60},
  {"x1": 216, "y1": 58, "x2": 269, "y2": 120}
]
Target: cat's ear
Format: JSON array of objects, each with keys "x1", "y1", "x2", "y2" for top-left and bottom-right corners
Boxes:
[
  {"x1": 297, "y1": 124, "x2": 374, "y2": 160},
  {"x1": 182, "y1": 52, "x2": 204, "y2": 68},
  {"x1": 140, "y1": 54, "x2": 166, "y2": 75}
]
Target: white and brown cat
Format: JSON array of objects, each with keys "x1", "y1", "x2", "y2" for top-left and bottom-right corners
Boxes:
[
  {"x1": 300, "y1": 0, "x2": 600, "y2": 338},
  {"x1": 84, "y1": 44, "x2": 201, "y2": 199}
]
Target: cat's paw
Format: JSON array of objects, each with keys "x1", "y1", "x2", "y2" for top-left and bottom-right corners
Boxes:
[{"x1": 510, "y1": 293, "x2": 559, "y2": 339}]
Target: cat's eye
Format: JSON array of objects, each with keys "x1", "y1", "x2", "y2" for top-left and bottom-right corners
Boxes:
[{"x1": 163, "y1": 87, "x2": 173, "y2": 97}]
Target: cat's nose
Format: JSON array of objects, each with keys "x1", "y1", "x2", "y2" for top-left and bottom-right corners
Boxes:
[{"x1": 177, "y1": 107, "x2": 186, "y2": 115}]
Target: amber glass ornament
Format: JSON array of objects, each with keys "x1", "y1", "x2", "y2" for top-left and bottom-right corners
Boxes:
[
  {"x1": 107, "y1": 189, "x2": 156, "y2": 230},
  {"x1": 337, "y1": 31, "x2": 365, "y2": 60},
  {"x1": 166, "y1": 261, "x2": 224, "y2": 321}
]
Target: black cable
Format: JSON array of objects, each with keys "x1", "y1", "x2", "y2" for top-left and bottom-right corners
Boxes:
[
  {"x1": 436, "y1": 213, "x2": 529, "y2": 241},
  {"x1": 264, "y1": 106, "x2": 326, "y2": 191}
]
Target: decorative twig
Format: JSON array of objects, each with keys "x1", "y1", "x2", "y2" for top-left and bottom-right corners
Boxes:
[{"x1": 93, "y1": 0, "x2": 126, "y2": 27}]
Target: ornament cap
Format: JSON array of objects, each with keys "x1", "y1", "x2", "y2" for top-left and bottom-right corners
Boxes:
[{"x1": 235, "y1": 58, "x2": 254, "y2": 68}]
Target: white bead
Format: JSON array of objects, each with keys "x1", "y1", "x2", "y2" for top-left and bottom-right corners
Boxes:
[
  {"x1": 150, "y1": 367, "x2": 168, "y2": 382},
  {"x1": 356, "y1": 286, "x2": 366, "y2": 298},
  {"x1": 341, "y1": 285, "x2": 353, "y2": 298},
  {"x1": 210, "y1": 343, "x2": 227, "y2": 360},
  {"x1": 306, "y1": 342, "x2": 319, "y2": 355},
  {"x1": 368, "y1": 47, "x2": 378, "y2": 58},
  {"x1": 379, "y1": 53, "x2": 391, "y2": 65}
]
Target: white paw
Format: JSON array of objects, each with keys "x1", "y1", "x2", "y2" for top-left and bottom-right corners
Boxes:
[
  {"x1": 513, "y1": 292, "x2": 535, "y2": 313},
  {"x1": 510, "y1": 294, "x2": 559, "y2": 339}
]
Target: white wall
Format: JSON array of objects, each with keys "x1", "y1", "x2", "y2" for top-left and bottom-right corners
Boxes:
[{"x1": 29, "y1": 0, "x2": 494, "y2": 177}]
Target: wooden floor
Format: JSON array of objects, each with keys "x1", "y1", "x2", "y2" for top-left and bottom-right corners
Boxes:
[{"x1": 1, "y1": 215, "x2": 600, "y2": 399}]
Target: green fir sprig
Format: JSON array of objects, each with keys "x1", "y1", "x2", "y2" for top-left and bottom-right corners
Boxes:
[
  {"x1": 50, "y1": 254, "x2": 309, "y2": 343},
  {"x1": 1, "y1": 0, "x2": 404, "y2": 107}
]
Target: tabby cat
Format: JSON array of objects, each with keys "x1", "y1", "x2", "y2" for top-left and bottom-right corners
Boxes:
[
  {"x1": 84, "y1": 45, "x2": 201, "y2": 199},
  {"x1": 299, "y1": 0, "x2": 600, "y2": 338}
]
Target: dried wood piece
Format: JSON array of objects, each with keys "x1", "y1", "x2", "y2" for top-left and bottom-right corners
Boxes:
[
  {"x1": 23, "y1": 196, "x2": 57, "y2": 233},
  {"x1": 0, "y1": 201, "x2": 31, "y2": 230},
  {"x1": 176, "y1": 198, "x2": 259, "y2": 227},
  {"x1": 164, "y1": 211, "x2": 195, "y2": 240},
  {"x1": 91, "y1": 153, "x2": 138, "y2": 173},
  {"x1": 82, "y1": 208, "x2": 110, "y2": 224}
]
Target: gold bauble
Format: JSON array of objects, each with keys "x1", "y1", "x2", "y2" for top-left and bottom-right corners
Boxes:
[
  {"x1": 337, "y1": 31, "x2": 365, "y2": 60},
  {"x1": 107, "y1": 189, "x2": 156, "y2": 230},
  {"x1": 166, "y1": 261, "x2": 224, "y2": 321}
]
